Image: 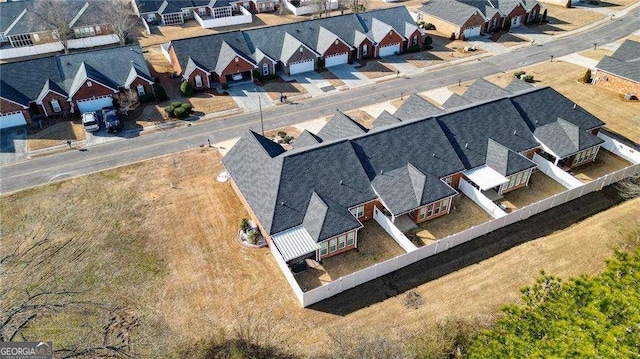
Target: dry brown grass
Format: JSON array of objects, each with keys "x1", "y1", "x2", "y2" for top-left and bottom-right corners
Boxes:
[
  {"x1": 498, "y1": 172, "x2": 566, "y2": 211},
  {"x1": 408, "y1": 196, "x2": 492, "y2": 245},
  {"x1": 399, "y1": 50, "x2": 445, "y2": 68},
  {"x1": 319, "y1": 70, "x2": 346, "y2": 88},
  {"x1": 345, "y1": 109, "x2": 375, "y2": 129},
  {"x1": 190, "y1": 91, "x2": 240, "y2": 113},
  {"x1": 572, "y1": 149, "x2": 632, "y2": 183},
  {"x1": 533, "y1": 5, "x2": 606, "y2": 34},
  {"x1": 2, "y1": 148, "x2": 638, "y2": 357},
  {"x1": 578, "y1": 48, "x2": 614, "y2": 61},
  {"x1": 484, "y1": 73, "x2": 514, "y2": 88},
  {"x1": 27, "y1": 120, "x2": 86, "y2": 151},
  {"x1": 520, "y1": 61, "x2": 640, "y2": 142},
  {"x1": 295, "y1": 221, "x2": 405, "y2": 291},
  {"x1": 448, "y1": 80, "x2": 474, "y2": 95},
  {"x1": 263, "y1": 81, "x2": 308, "y2": 101},
  {"x1": 357, "y1": 60, "x2": 395, "y2": 79},
  {"x1": 494, "y1": 32, "x2": 528, "y2": 47}
]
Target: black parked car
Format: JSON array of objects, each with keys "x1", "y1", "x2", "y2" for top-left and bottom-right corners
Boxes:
[{"x1": 101, "y1": 107, "x2": 122, "y2": 133}]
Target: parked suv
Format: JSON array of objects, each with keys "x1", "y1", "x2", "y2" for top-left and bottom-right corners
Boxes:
[
  {"x1": 101, "y1": 107, "x2": 122, "y2": 133},
  {"x1": 81, "y1": 112, "x2": 100, "y2": 132}
]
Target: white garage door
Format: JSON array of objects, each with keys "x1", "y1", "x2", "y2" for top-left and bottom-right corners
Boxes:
[
  {"x1": 463, "y1": 26, "x2": 481, "y2": 39},
  {"x1": 289, "y1": 59, "x2": 314, "y2": 75},
  {"x1": 77, "y1": 96, "x2": 113, "y2": 113},
  {"x1": 511, "y1": 16, "x2": 522, "y2": 28},
  {"x1": 378, "y1": 43, "x2": 400, "y2": 58},
  {"x1": 0, "y1": 112, "x2": 27, "y2": 129},
  {"x1": 324, "y1": 52, "x2": 348, "y2": 67}
]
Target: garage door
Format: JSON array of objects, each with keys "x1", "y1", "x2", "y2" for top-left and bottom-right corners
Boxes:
[
  {"x1": 77, "y1": 96, "x2": 113, "y2": 113},
  {"x1": 324, "y1": 52, "x2": 348, "y2": 67},
  {"x1": 0, "y1": 112, "x2": 27, "y2": 130},
  {"x1": 289, "y1": 59, "x2": 314, "y2": 75},
  {"x1": 378, "y1": 43, "x2": 400, "y2": 58},
  {"x1": 463, "y1": 26, "x2": 481, "y2": 39},
  {"x1": 511, "y1": 16, "x2": 522, "y2": 28}
]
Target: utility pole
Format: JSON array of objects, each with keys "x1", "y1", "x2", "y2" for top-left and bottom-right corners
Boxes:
[{"x1": 255, "y1": 89, "x2": 264, "y2": 136}]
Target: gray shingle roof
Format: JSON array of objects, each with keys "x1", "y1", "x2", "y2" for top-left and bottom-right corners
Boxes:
[
  {"x1": 215, "y1": 41, "x2": 256, "y2": 74},
  {"x1": 504, "y1": 78, "x2": 534, "y2": 93},
  {"x1": 372, "y1": 110, "x2": 401, "y2": 128},
  {"x1": 596, "y1": 40, "x2": 640, "y2": 84},
  {"x1": 68, "y1": 62, "x2": 119, "y2": 96},
  {"x1": 371, "y1": 164, "x2": 457, "y2": 215},
  {"x1": 135, "y1": 0, "x2": 165, "y2": 13},
  {"x1": 36, "y1": 79, "x2": 68, "y2": 103},
  {"x1": 442, "y1": 93, "x2": 471, "y2": 108},
  {"x1": 357, "y1": 7, "x2": 423, "y2": 42},
  {"x1": 10, "y1": 1, "x2": 87, "y2": 35},
  {"x1": 393, "y1": 94, "x2": 444, "y2": 121},
  {"x1": 0, "y1": 57, "x2": 63, "y2": 102},
  {"x1": 509, "y1": 87, "x2": 605, "y2": 131},
  {"x1": 437, "y1": 98, "x2": 539, "y2": 170},
  {"x1": 317, "y1": 111, "x2": 367, "y2": 141},
  {"x1": 534, "y1": 118, "x2": 604, "y2": 159},
  {"x1": 0, "y1": 1, "x2": 27, "y2": 33},
  {"x1": 292, "y1": 130, "x2": 322, "y2": 149},
  {"x1": 0, "y1": 81, "x2": 30, "y2": 107},
  {"x1": 171, "y1": 31, "x2": 253, "y2": 74},
  {"x1": 418, "y1": 0, "x2": 482, "y2": 27},
  {"x1": 462, "y1": 78, "x2": 512, "y2": 103},
  {"x1": 303, "y1": 192, "x2": 362, "y2": 241},
  {"x1": 489, "y1": 0, "x2": 524, "y2": 13},
  {"x1": 485, "y1": 138, "x2": 536, "y2": 176}
]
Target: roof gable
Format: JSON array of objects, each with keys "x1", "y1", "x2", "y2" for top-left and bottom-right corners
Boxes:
[
  {"x1": 533, "y1": 118, "x2": 604, "y2": 158},
  {"x1": 442, "y1": 93, "x2": 471, "y2": 108},
  {"x1": 393, "y1": 94, "x2": 444, "y2": 121},
  {"x1": 317, "y1": 111, "x2": 368, "y2": 141},
  {"x1": 462, "y1": 78, "x2": 512, "y2": 103},
  {"x1": 504, "y1": 77, "x2": 534, "y2": 93},
  {"x1": 372, "y1": 110, "x2": 401, "y2": 128},
  {"x1": 215, "y1": 40, "x2": 256, "y2": 74},
  {"x1": 292, "y1": 129, "x2": 323, "y2": 149},
  {"x1": 36, "y1": 79, "x2": 68, "y2": 104},
  {"x1": 302, "y1": 191, "x2": 361, "y2": 241},
  {"x1": 418, "y1": 0, "x2": 482, "y2": 27},
  {"x1": 485, "y1": 138, "x2": 536, "y2": 176}
]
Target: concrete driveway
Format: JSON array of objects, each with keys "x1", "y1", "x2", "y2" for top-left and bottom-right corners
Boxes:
[
  {"x1": 327, "y1": 64, "x2": 373, "y2": 89},
  {"x1": 227, "y1": 83, "x2": 274, "y2": 111},
  {"x1": 472, "y1": 35, "x2": 510, "y2": 55},
  {"x1": 510, "y1": 27, "x2": 554, "y2": 45},
  {"x1": 379, "y1": 55, "x2": 422, "y2": 76},
  {"x1": 291, "y1": 72, "x2": 338, "y2": 97},
  {"x1": 0, "y1": 127, "x2": 27, "y2": 165},
  {"x1": 558, "y1": 53, "x2": 599, "y2": 69}
]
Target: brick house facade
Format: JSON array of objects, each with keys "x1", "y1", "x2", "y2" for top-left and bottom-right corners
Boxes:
[
  {"x1": 323, "y1": 39, "x2": 353, "y2": 64},
  {"x1": 0, "y1": 98, "x2": 30, "y2": 123},
  {"x1": 375, "y1": 30, "x2": 404, "y2": 58},
  {"x1": 593, "y1": 71, "x2": 640, "y2": 96}
]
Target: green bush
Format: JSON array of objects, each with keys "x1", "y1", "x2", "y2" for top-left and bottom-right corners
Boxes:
[
  {"x1": 513, "y1": 71, "x2": 526, "y2": 78},
  {"x1": 139, "y1": 93, "x2": 155, "y2": 103},
  {"x1": 221, "y1": 83, "x2": 229, "y2": 90},
  {"x1": 173, "y1": 107, "x2": 188, "y2": 118},
  {"x1": 171, "y1": 101, "x2": 182, "y2": 108},
  {"x1": 405, "y1": 45, "x2": 421, "y2": 53},
  {"x1": 424, "y1": 22, "x2": 435, "y2": 30},
  {"x1": 180, "y1": 81, "x2": 194, "y2": 97},
  {"x1": 277, "y1": 131, "x2": 287, "y2": 138},
  {"x1": 164, "y1": 106, "x2": 175, "y2": 117},
  {"x1": 282, "y1": 135, "x2": 293, "y2": 144},
  {"x1": 581, "y1": 69, "x2": 592, "y2": 83},
  {"x1": 180, "y1": 103, "x2": 193, "y2": 112},
  {"x1": 522, "y1": 75, "x2": 534, "y2": 83},
  {"x1": 317, "y1": 58, "x2": 325, "y2": 70},
  {"x1": 239, "y1": 218, "x2": 251, "y2": 233},
  {"x1": 247, "y1": 230, "x2": 259, "y2": 245},
  {"x1": 153, "y1": 84, "x2": 167, "y2": 101}
]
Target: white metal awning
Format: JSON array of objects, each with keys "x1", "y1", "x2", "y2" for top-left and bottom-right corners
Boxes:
[
  {"x1": 463, "y1": 165, "x2": 509, "y2": 191},
  {"x1": 272, "y1": 226, "x2": 319, "y2": 262}
]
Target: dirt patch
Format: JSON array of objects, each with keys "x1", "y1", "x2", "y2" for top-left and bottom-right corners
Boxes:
[
  {"x1": 448, "y1": 80, "x2": 474, "y2": 95},
  {"x1": 345, "y1": 109, "x2": 375, "y2": 129},
  {"x1": 572, "y1": 149, "x2": 632, "y2": 183},
  {"x1": 262, "y1": 81, "x2": 308, "y2": 101},
  {"x1": 27, "y1": 120, "x2": 85, "y2": 151},
  {"x1": 264, "y1": 126, "x2": 301, "y2": 150},
  {"x1": 357, "y1": 60, "x2": 395, "y2": 79},
  {"x1": 484, "y1": 73, "x2": 514, "y2": 88},
  {"x1": 519, "y1": 61, "x2": 640, "y2": 142},
  {"x1": 390, "y1": 97, "x2": 406, "y2": 108}
]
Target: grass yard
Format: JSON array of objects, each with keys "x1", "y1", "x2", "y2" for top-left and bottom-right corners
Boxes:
[
  {"x1": 498, "y1": 172, "x2": 567, "y2": 212},
  {"x1": 532, "y1": 5, "x2": 606, "y2": 35},
  {"x1": 295, "y1": 221, "x2": 405, "y2": 291},
  {"x1": 578, "y1": 47, "x2": 615, "y2": 61},
  {"x1": 263, "y1": 81, "x2": 308, "y2": 101},
  {"x1": 400, "y1": 51, "x2": 445, "y2": 68},
  {"x1": 357, "y1": 60, "x2": 395, "y2": 79},
  {"x1": 515, "y1": 61, "x2": 640, "y2": 142},
  {"x1": 493, "y1": 32, "x2": 528, "y2": 47},
  {"x1": 407, "y1": 196, "x2": 492, "y2": 245},
  {"x1": 572, "y1": 149, "x2": 632, "y2": 183},
  {"x1": 2, "y1": 148, "x2": 638, "y2": 357},
  {"x1": 27, "y1": 120, "x2": 85, "y2": 151},
  {"x1": 345, "y1": 109, "x2": 375, "y2": 129}
]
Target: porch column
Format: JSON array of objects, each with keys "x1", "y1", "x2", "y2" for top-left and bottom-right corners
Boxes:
[{"x1": 554, "y1": 157, "x2": 560, "y2": 165}]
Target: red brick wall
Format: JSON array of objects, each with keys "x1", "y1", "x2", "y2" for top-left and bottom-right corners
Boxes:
[
  {"x1": 361, "y1": 200, "x2": 382, "y2": 222},
  {"x1": 593, "y1": 71, "x2": 640, "y2": 96},
  {"x1": 460, "y1": 12, "x2": 486, "y2": 38},
  {"x1": 188, "y1": 67, "x2": 210, "y2": 89},
  {"x1": 486, "y1": 12, "x2": 502, "y2": 32},
  {"x1": 527, "y1": 4, "x2": 541, "y2": 23},
  {"x1": 507, "y1": 4, "x2": 527, "y2": 25},
  {"x1": 129, "y1": 77, "x2": 153, "y2": 96},
  {"x1": 71, "y1": 80, "x2": 116, "y2": 102},
  {"x1": 0, "y1": 98, "x2": 31, "y2": 123},
  {"x1": 375, "y1": 30, "x2": 403, "y2": 57},
  {"x1": 323, "y1": 40, "x2": 352, "y2": 64},
  {"x1": 283, "y1": 46, "x2": 316, "y2": 75},
  {"x1": 411, "y1": 196, "x2": 452, "y2": 224},
  {"x1": 405, "y1": 29, "x2": 423, "y2": 50},
  {"x1": 357, "y1": 38, "x2": 374, "y2": 59},
  {"x1": 257, "y1": 58, "x2": 275, "y2": 76},
  {"x1": 219, "y1": 56, "x2": 256, "y2": 84},
  {"x1": 318, "y1": 229, "x2": 357, "y2": 260},
  {"x1": 168, "y1": 46, "x2": 183, "y2": 75},
  {"x1": 40, "y1": 91, "x2": 70, "y2": 116},
  {"x1": 450, "y1": 172, "x2": 463, "y2": 189},
  {"x1": 523, "y1": 148, "x2": 539, "y2": 160}
]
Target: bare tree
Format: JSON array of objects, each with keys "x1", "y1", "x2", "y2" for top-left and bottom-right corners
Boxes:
[
  {"x1": 349, "y1": 0, "x2": 368, "y2": 13},
  {"x1": 312, "y1": 0, "x2": 332, "y2": 18},
  {"x1": 616, "y1": 174, "x2": 640, "y2": 199},
  {"x1": 117, "y1": 91, "x2": 140, "y2": 116},
  {"x1": 28, "y1": 0, "x2": 76, "y2": 54},
  {"x1": 98, "y1": 0, "x2": 137, "y2": 46}
]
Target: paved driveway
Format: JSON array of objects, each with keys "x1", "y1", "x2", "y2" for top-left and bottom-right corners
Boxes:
[
  {"x1": 227, "y1": 83, "x2": 274, "y2": 111},
  {"x1": 327, "y1": 64, "x2": 373, "y2": 89},
  {"x1": 291, "y1": 72, "x2": 338, "y2": 97},
  {"x1": 510, "y1": 27, "x2": 554, "y2": 45},
  {"x1": 0, "y1": 127, "x2": 27, "y2": 165},
  {"x1": 558, "y1": 53, "x2": 599, "y2": 69},
  {"x1": 472, "y1": 36, "x2": 511, "y2": 55},
  {"x1": 379, "y1": 55, "x2": 422, "y2": 75}
]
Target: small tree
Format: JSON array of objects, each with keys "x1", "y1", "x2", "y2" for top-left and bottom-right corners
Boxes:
[
  {"x1": 153, "y1": 84, "x2": 168, "y2": 101},
  {"x1": 180, "y1": 81, "x2": 194, "y2": 97},
  {"x1": 239, "y1": 218, "x2": 251, "y2": 233},
  {"x1": 98, "y1": 0, "x2": 137, "y2": 45},
  {"x1": 117, "y1": 91, "x2": 139, "y2": 115},
  {"x1": 581, "y1": 69, "x2": 592, "y2": 83},
  {"x1": 247, "y1": 230, "x2": 259, "y2": 245},
  {"x1": 28, "y1": 0, "x2": 78, "y2": 54},
  {"x1": 423, "y1": 36, "x2": 433, "y2": 50}
]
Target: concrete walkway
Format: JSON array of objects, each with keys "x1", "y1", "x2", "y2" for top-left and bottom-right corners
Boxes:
[
  {"x1": 558, "y1": 53, "x2": 599, "y2": 69},
  {"x1": 327, "y1": 64, "x2": 373, "y2": 89},
  {"x1": 379, "y1": 55, "x2": 422, "y2": 76},
  {"x1": 472, "y1": 36, "x2": 511, "y2": 55}
]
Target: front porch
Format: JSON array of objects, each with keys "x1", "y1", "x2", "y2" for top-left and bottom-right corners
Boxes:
[
  {"x1": 571, "y1": 149, "x2": 632, "y2": 183},
  {"x1": 405, "y1": 196, "x2": 492, "y2": 247},
  {"x1": 495, "y1": 171, "x2": 566, "y2": 213},
  {"x1": 293, "y1": 220, "x2": 404, "y2": 291}
]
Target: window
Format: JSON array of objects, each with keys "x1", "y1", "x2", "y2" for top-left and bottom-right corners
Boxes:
[
  {"x1": 329, "y1": 238, "x2": 337, "y2": 252},
  {"x1": 320, "y1": 242, "x2": 328, "y2": 256},
  {"x1": 441, "y1": 198, "x2": 450, "y2": 212},
  {"x1": 87, "y1": 81, "x2": 92, "y2": 87},
  {"x1": 137, "y1": 84, "x2": 145, "y2": 96},
  {"x1": 338, "y1": 235, "x2": 346, "y2": 250},
  {"x1": 350, "y1": 205, "x2": 364, "y2": 218},
  {"x1": 147, "y1": 13, "x2": 156, "y2": 21},
  {"x1": 199, "y1": 7, "x2": 207, "y2": 15},
  {"x1": 74, "y1": 27, "x2": 95, "y2": 38},
  {"x1": 262, "y1": 63, "x2": 269, "y2": 76},
  {"x1": 9, "y1": 34, "x2": 33, "y2": 47},
  {"x1": 33, "y1": 33, "x2": 40, "y2": 42},
  {"x1": 443, "y1": 176, "x2": 452, "y2": 186},
  {"x1": 95, "y1": 26, "x2": 101, "y2": 34},
  {"x1": 182, "y1": 9, "x2": 192, "y2": 17},
  {"x1": 50, "y1": 99, "x2": 61, "y2": 113},
  {"x1": 362, "y1": 44, "x2": 368, "y2": 56},
  {"x1": 412, "y1": 36, "x2": 418, "y2": 46},
  {"x1": 427, "y1": 203, "x2": 433, "y2": 217},
  {"x1": 347, "y1": 232, "x2": 354, "y2": 246},
  {"x1": 194, "y1": 75, "x2": 203, "y2": 88},
  {"x1": 418, "y1": 206, "x2": 426, "y2": 220}
]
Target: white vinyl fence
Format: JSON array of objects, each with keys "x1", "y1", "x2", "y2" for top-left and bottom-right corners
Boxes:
[
  {"x1": 193, "y1": 8, "x2": 252, "y2": 28},
  {"x1": 284, "y1": 0, "x2": 338, "y2": 15},
  {"x1": 373, "y1": 207, "x2": 418, "y2": 253},
  {"x1": 273, "y1": 161, "x2": 640, "y2": 307},
  {"x1": 532, "y1": 153, "x2": 584, "y2": 189},
  {"x1": 459, "y1": 178, "x2": 507, "y2": 218},
  {"x1": 598, "y1": 132, "x2": 640, "y2": 165}
]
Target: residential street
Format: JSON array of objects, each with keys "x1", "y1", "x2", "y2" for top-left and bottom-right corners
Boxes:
[{"x1": 1, "y1": 8, "x2": 639, "y2": 194}]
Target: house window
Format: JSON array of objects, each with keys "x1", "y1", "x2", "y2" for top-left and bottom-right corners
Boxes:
[
  {"x1": 199, "y1": 7, "x2": 207, "y2": 15},
  {"x1": 182, "y1": 9, "x2": 192, "y2": 17},
  {"x1": 50, "y1": 99, "x2": 61, "y2": 113},
  {"x1": 137, "y1": 84, "x2": 145, "y2": 96},
  {"x1": 427, "y1": 203, "x2": 433, "y2": 217},
  {"x1": 147, "y1": 14, "x2": 156, "y2": 22},
  {"x1": 441, "y1": 198, "x2": 450, "y2": 212},
  {"x1": 347, "y1": 232, "x2": 354, "y2": 246},
  {"x1": 350, "y1": 205, "x2": 364, "y2": 218},
  {"x1": 87, "y1": 81, "x2": 92, "y2": 87},
  {"x1": 320, "y1": 241, "x2": 328, "y2": 256},
  {"x1": 212, "y1": 6, "x2": 233, "y2": 18},
  {"x1": 443, "y1": 176, "x2": 452, "y2": 186},
  {"x1": 262, "y1": 63, "x2": 269, "y2": 76},
  {"x1": 9, "y1": 34, "x2": 33, "y2": 47},
  {"x1": 95, "y1": 26, "x2": 101, "y2": 34},
  {"x1": 194, "y1": 75, "x2": 203, "y2": 88},
  {"x1": 412, "y1": 36, "x2": 418, "y2": 46},
  {"x1": 362, "y1": 44, "x2": 368, "y2": 56},
  {"x1": 329, "y1": 238, "x2": 337, "y2": 252},
  {"x1": 338, "y1": 235, "x2": 346, "y2": 250},
  {"x1": 74, "y1": 26, "x2": 95, "y2": 38},
  {"x1": 418, "y1": 206, "x2": 426, "y2": 220},
  {"x1": 33, "y1": 33, "x2": 40, "y2": 42}
]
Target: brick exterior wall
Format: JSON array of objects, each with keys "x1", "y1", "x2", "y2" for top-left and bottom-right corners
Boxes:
[
  {"x1": 405, "y1": 29, "x2": 423, "y2": 50},
  {"x1": 128, "y1": 77, "x2": 153, "y2": 96},
  {"x1": 460, "y1": 12, "x2": 486, "y2": 39},
  {"x1": 318, "y1": 229, "x2": 358, "y2": 260},
  {"x1": 486, "y1": 12, "x2": 502, "y2": 32},
  {"x1": 71, "y1": 80, "x2": 116, "y2": 103},
  {"x1": 523, "y1": 148, "x2": 539, "y2": 160},
  {"x1": 410, "y1": 195, "x2": 453, "y2": 224},
  {"x1": 257, "y1": 58, "x2": 275, "y2": 76},
  {"x1": 0, "y1": 98, "x2": 31, "y2": 123},
  {"x1": 168, "y1": 46, "x2": 183, "y2": 75},
  {"x1": 593, "y1": 71, "x2": 640, "y2": 96},
  {"x1": 283, "y1": 46, "x2": 316, "y2": 75},
  {"x1": 188, "y1": 67, "x2": 211, "y2": 89},
  {"x1": 507, "y1": 4, "x2": 528, "y2": 27},
  {"x1": 450, "y1": 172, "x2": 463, "y2": 189},
  {"x1": 31, "y1": 30, "x2": 58, "y2": 45},
  {"x1": 40, "y1": 91, "x2": 70, "y2": 117},
  {"x1": 357, "y1": 38, "x2": 374, "y2": 60},
  {"x1": 420, "y1": 11, "x2": 485, "y2": 40},
  {"x1": 217, "y1": 56, "x2": 256, "y2": 85},
  {"x1": 527, "y1": 4, "x2": 542, "y2": 24},
  {"x1": 375, "y1": 30, "x2": 403, "y2": 57},
  {"x1": 323, "y1": 39, "x2": 352, "y2": 64}
]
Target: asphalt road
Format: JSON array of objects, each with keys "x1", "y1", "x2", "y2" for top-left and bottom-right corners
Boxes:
[{"x1": 1, "y1": 9, "x2": 639, "y2": 194}]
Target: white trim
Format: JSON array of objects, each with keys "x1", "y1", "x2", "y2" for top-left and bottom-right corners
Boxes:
[
  {"x1": 0, "y1": 96, "x2": 29, "y2": 109},
  {"x1": 69, "y1": 79, "x2": 118, "y2": 99},
  {"x1": 36, "y1": 89, "x2": 67, "y2": 104}
]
